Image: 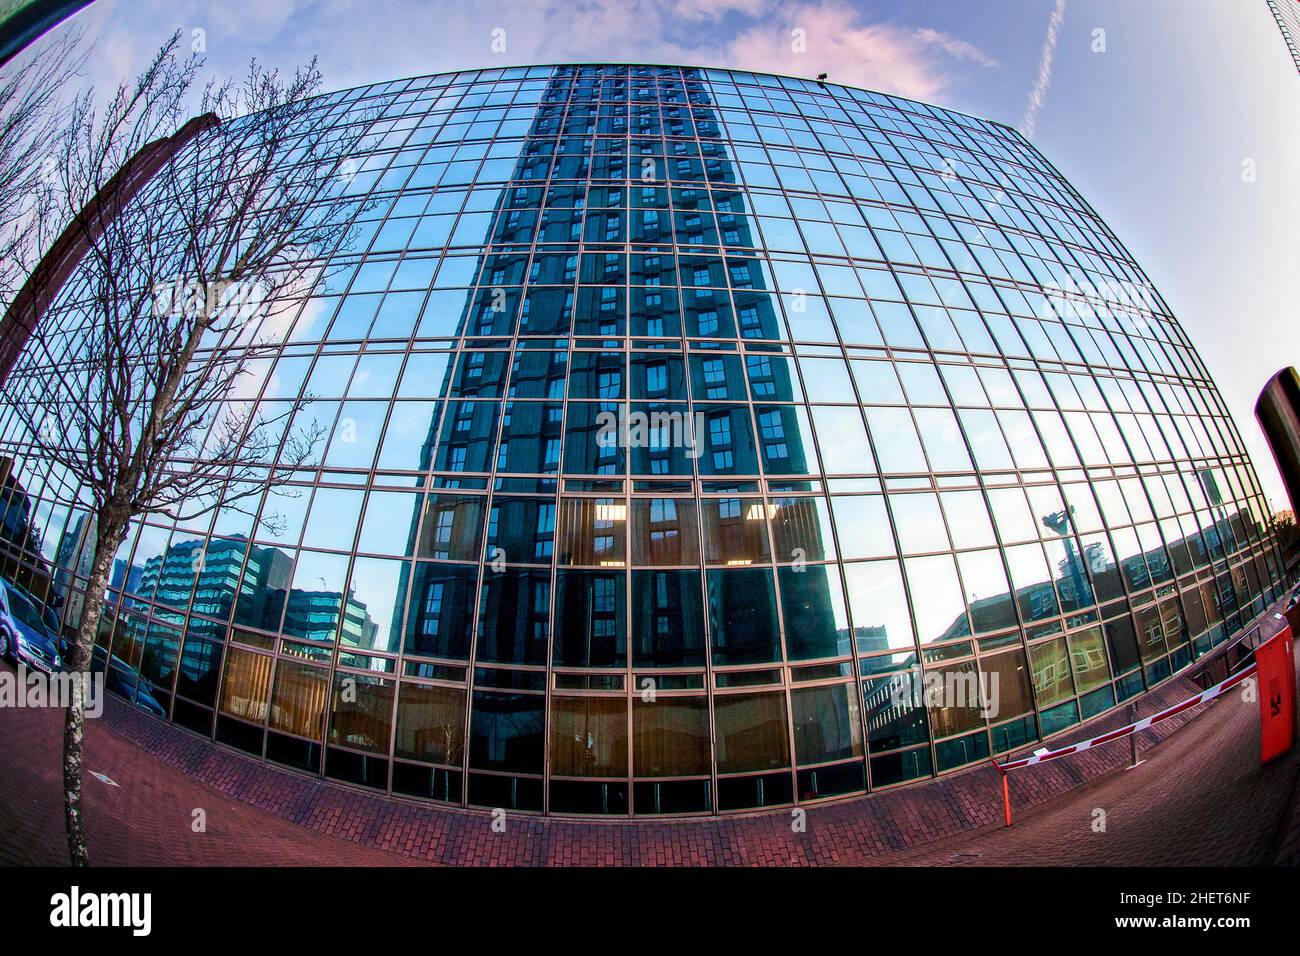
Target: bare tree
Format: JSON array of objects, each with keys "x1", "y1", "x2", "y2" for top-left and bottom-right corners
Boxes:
[{"x1": 0, "y1": 31, "x2": 374, "y2": 865}]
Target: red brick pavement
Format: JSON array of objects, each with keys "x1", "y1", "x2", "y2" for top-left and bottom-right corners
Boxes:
[{"x1": 1, "y1": 602, "x2": 1297, "y2": 867}]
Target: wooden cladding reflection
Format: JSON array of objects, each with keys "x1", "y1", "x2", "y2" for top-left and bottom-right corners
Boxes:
[
  {"x1": 218, "y1": 646, "x2": 271, "y2": 723},
  {"x1": 269, "y1": 659, "x2": 328, "y2": 739}
]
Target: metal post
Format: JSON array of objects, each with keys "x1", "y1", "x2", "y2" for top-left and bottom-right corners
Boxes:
[
  {"x1": 1128, "y1": 703, "x2": 1143, "y2": 769},
  {"x1": 990, "y1": 758, "x2": 1011, "y2": 827}
]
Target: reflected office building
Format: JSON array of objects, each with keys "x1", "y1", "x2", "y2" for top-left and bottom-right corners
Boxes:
[{"x1": 0, "y1": 65, "x2": 1285, "y2": 816}]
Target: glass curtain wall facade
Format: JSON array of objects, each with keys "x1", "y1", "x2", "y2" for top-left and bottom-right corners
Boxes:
[
  {"x1": 1269, "y1": 0, "x2": 1300, "y2": 74},
  {"x1": 0, "y1": 64, "x2": 1285, "y2": 816}
]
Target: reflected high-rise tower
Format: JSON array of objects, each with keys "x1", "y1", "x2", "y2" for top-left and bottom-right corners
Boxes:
[{"x1": 391, "y1": 66, "x2": 835, "y2": 813}]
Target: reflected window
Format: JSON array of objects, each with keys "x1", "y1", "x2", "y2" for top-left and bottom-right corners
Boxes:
[
  {"x1": 1067, "y1": 625, "x2": 1112, "y2": 692},
  {"x1": 701, "y1": 497, "x2": 770, "y2": 565},
  {"x1": 707, "y1": 567, "x2": 780, "y2": 665},
  {"x1": 696, "y1": 405, "x2": 759, "y2": 475},
  {"x1": 863, "y1": 671, "x2": 928, "y2": 751},
  {"x1": 754, "y1": 405, "x2": 819, "y2": 474},
  {"x1": 405, "y1": 562, "x2": 477, "y2": 660},
  {"x1": 779, "y1": 564, "x2": 850, "y2": 659},
  {"x1": 475, "y1": 568, "x2": 550, "y2": 665},
  {"x1": 418, "y1": 494, "x2": 486, "y2": 561},
  {"x1": 553, "y1": 570, "x2": 626, "y2": 667},
  {"x1": 631, "y1": 569, "x2": 706, "y2": 667},
  {"x1": 630, "y1": 498, "x2": 699, "y2": 566}
]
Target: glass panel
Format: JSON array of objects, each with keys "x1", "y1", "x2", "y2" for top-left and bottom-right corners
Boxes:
[
  {"x1": 714, "y1": 691, "x2": 790, "y2": 773},
  {"x1": 218, "y1": 646, "x2": 271, "y2": 722},
  {"x1": 980, "y1": 648, "x2": 1034, "y2": 721},
  {"x1": 890, "y1": 493, "x2": 948, "y2": 554},
  {"x1": 357, "y1": 491, "x2": 421, "y2": 556},
  {"x1": 905, "y1": 554, "x2": 968, "y2": 643},
  {"x1": 779, "y1": 564, "x2": 850, "y2": 660},
  {"x1": 769, "y1": 496, "x2": 836, "y2": 562},
  {"x1": 863, "y1": 671, "x2": 928, "y2": 750},
  {"x1": 633, "y1": 697, "x2": 710, "y2": 776},
  {"x1": 404, "y1": 562, "x2": 477, "y2": 659},
  {"x1": 791, "y1": 683, "x2": 862, "y2": 765},
  {"x1": 394, "y1": 682, "x2": 466, "y2": 765},
  {"x1": 701, "y1": 497, "x2": 770, "y2": 565},
  {"x1": 631, "y1": 569, "x2": 707, "y2": 668},
  {"x1": 282, "y1": 550, "x2": 351, "y2": 642},
  {"x1": 630, "y1": 498, "x2": 699, "y2": 565},
  {"x1": 417, "y1": 494, "x2": 486, "y2": 562},
  {"x1": 300, "y1": 488, "x2": 362, "y2": 551},
  {"x1": 550, "y1": 696, "x2": 628, "y2": 777},
  {"x1": 1027, "y1": 637, "x2": 1073, "y2": 707},
  {"x1": 707, "y1": 567, "x2": 780, "y2": 665},
  {"x1": 269, "y1": 659, "x2": 328, "y2": 739},
  {"x1": 344, "y1": 556, "x2": 405, "y2": 653},
  {"x1": 557, "y1": 497, "x2": 627, "y2": 566},
  {"x1": 476, "y1": 569, "x2": 550, "y2": 665},
  {"x1": 843, "y1": 559, "x2": 915, "y2": 653},
  {"x1": 926, "y1": 660, "x2": 985, "y2": 738},
  {"x1": 329, "y1": 673, "x2": 394, "y2": 754},
  {"x1": 1068, "y1": 626, "x2": 1112, "y2": 692},
  {"x1": 553, "y1": 570, "x2": 627, "y2": 667},
  {"x1": 469, "y1": 690, "x2": 544, "y2": 774},
  {"x1": 811, "y1": 406, "x2": 873, "y2": 475},
  {"x1": 831, "y1": 496, "x2": 896, "y2": 560},
  {"x1": 866, "y1": 408, "x2": 927, "y2": 472}
]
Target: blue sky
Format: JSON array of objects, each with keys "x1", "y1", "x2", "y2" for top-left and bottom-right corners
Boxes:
[{"x1": 37, "y1": 0, "x2": 1300, "y2": 508}]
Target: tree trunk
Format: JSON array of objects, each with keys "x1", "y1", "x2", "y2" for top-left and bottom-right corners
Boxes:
[{"x1": 62, "y1": 524, "x2": 120, "y2": 867}]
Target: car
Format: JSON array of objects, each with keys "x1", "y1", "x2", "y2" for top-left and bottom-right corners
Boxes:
[
  {"x1": 90, "y1": 645, "x2": 166, "y2": 717},
  {"x1": 0, "y1": 580, "x2": 63, "y2": 674}
]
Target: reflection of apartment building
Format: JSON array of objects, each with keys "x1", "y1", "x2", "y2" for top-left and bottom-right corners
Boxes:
[{"x1": 394, "y1": 65, "x2": 835, "y2": 676}]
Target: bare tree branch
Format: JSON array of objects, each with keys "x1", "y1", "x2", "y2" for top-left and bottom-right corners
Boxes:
[{"x1": 0, "y1": 33, "x2": 377, "y2": 865}]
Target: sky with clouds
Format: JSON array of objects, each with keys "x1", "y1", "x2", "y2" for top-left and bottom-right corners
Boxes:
[{"x1": 23, "y1": 0, "x2": 1300, "y2": 508}]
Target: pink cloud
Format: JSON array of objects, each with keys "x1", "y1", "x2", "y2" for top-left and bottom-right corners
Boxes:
[
  {"x1": 671, "y1": 0, "x2": 775, "y2": 21},
  {"x1": 724, "y1": 2, "x2": 994, "y2": 101}
]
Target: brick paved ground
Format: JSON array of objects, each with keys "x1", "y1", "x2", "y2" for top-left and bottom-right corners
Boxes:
[{"x1": 2, "y1": 600, "x2": 1297, "y2": 867}]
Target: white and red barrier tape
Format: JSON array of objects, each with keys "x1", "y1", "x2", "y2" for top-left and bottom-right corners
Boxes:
[{"x1": 995, "y1": 663, "x2": 1258, "y2": 772}]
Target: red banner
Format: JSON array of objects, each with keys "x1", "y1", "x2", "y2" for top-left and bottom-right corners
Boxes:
[{"x1": 1257, "y1": 626, "x2": 1296, "y2": 764}]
